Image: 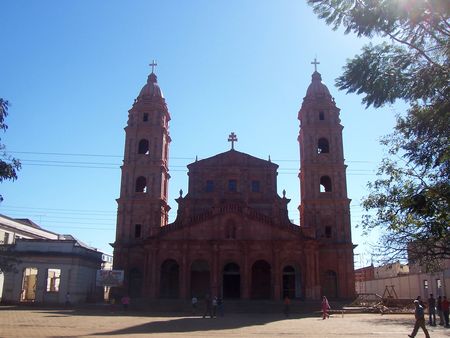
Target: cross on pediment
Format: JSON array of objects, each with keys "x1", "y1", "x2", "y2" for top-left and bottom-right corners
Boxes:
[
  {"x1": 311, "y1": 57, "x2": 320, "y2": 72},
  {"x1": 149, "y1": 60, "x2": 157, "y2": 73},
  {"x1": 228, "y1": 132, "x2": 238, "y2": 150}
]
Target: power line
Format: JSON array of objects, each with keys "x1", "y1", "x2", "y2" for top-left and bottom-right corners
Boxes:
[
  {"x1": 19, "y1": 163, "x2": 378, "y2": 176},
  {"x1": 45, "y1": 225, "x2": 115, "y2": 231},
  {"x1": 41, "y1": 219, "x2": 113, "y2": 226},
  {"x1": 0, "y1": 205, "x2": 114, "y2": 214},
  {"x1": 7, "y1": 150, "x2": 377, "y2": 164},
  {"x1": 8, "y1": 150, "x2": 380, "y2": 177},
  {"x1": 7, "y1": 150, "x2": 194, "y2": 160},
  {"x1": 23, "y1": 163, "x2": 119, "y2": 169}
]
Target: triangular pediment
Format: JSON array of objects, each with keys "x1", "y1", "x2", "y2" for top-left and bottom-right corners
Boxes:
[{"x1": 188, "y1": 149, "x2": 278, "y2": 170}]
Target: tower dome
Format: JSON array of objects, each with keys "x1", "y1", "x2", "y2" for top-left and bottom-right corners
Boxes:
[
  {"x1": 305, "y1": 71, "x2": 331, "y2": 98},
  {"x1": 138, "y1": 72, "x2": 164, "y2": 99}
]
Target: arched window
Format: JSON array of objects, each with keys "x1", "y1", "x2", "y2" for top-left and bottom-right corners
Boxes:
[
  {"x1": 223, "y1": 263, "x2": 240, "y2": 299},
  {"x1": 138, "y1": 139, "x2": 149, "y2": 155},
  {"x1": 160, "y1": 259, "x2": 179, "y2": 298},
  {"x1": 190, "y1": 260, "x2": 210, "y2": 298},
  {"x1": 320, "y1": 176, "x2": 332, "y2": 192},
  {"x1": 317, "y1": 138, "x2": 329, "y2": 154},
  {"x1": 205, "y1": 180, "x2": 214, "y2": 192},
  {"x1": 282, "y1": 265, "x2": 296, "y2": 299},
  {"x1": 134, "y1": 224, "x2": 142, "y2": 238},
  {"x1": 228, "y1": 179, "x2": 237, "y2": 192},
  {"x1": 322, "y1": 270, "x2": 338, "y2": 298},
  {"x1": 251, "y1": 260, "x2": 271, "y2": 299},
  {"x1": 135, "y1": 176, "x2": 147, "y2": 193}
]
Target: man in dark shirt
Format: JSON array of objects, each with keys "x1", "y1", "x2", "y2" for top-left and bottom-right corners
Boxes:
[
  {"x1": 428, "y1": 293, "x2": 436, "y2": 326},
  {"x1": 409, "y1": 299, "x2": 430, "y2": 338}
]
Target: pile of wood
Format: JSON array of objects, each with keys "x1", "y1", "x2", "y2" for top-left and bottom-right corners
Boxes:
[{"x1": 347, "y1": 293, "x2": 414, "y2": 314}]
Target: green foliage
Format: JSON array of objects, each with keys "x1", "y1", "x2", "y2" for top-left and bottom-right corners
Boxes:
[
  {"x1": 362, "y1": 127, "x2": 449, "y2": 267},
  {"x1": 308, "y1": 0, "x2": 450, "y2": 268},
  {"x1": 0, "y1": 98, "x2": 21, "y2": 202}
]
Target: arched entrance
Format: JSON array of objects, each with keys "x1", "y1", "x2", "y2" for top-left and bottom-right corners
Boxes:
[
  {"x1": 282, "y1": 266, "x2": 295, "y2": 298},
  {"x1": 160, "y1": 259, "x2": 179, "y2": 298},
  {"x1": 251, "y1": 260, "x2": 271, "y2": 299},
  {"x1": 190, "y1": 260, "x2": 210, "y2": 298},
  {"x1": 322, "y1": 270, "x2": 338, "y2": 299},
  {"x1": 128, "y1": 268, "x2": 143, "y2": 297},
  {"x1": 222, "y1": 263, "x2": 240, "y2": 299}
]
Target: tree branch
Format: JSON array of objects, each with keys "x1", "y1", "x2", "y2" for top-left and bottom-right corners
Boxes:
[{"x1": 383, "y1": 30, "x2": 447, "y2": 71}]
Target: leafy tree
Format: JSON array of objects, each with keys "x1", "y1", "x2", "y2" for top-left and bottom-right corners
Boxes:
[
  {"x1": 0, "y1": 98, "x2": 21, "y2": 273},
  {"x1": 308, "y1": 0, "x2": 450, "y2": 268},
  {"x1": 0, "y1": 98, "x2": 21, "y2": 202}
]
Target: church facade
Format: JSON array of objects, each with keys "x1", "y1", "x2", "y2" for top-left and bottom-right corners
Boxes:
[{"x1": 112, "y1": 66, "x2": 355, "y2": 300}]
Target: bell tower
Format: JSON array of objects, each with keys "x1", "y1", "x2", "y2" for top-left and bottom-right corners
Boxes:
[
  {"x1": 298, "y1": 61, "x2": 355, "y2": 298},
  {"x1": 114, "y1": 62, "x2": 171, "y2": 268}
]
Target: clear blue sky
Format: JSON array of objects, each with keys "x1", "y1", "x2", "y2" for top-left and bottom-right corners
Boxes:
[{"x1": 1, "y1": 1, "x2": 402, "y2": 267}]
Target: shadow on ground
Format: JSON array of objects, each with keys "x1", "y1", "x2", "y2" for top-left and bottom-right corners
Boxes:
[
  {"x1": 1, "y1": 305, "x2": 320, "y2": 335},
  {"x1": 1, "y1": 303, "x2": 321, "y2": 319},
  {"x1": 366, "y1": 314, "x2": 412, "y2": 327},
  {"x1": 91, "y1": 314, "x2": 297, "y2": 336}
]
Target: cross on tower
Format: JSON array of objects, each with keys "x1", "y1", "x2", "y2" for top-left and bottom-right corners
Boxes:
[
  {"x1": 228, "y1": 132, "x2": 238, "y2": 150},
  {"x1": 149, "y1": 60, "x2": 157, "y2": 73},
  {"x1": 311, "y1": 57, "x2": 320, "y2": 72}
]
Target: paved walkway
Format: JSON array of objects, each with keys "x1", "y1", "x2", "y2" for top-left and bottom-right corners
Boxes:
[{"x1": 0, "y1": 307, "x2": 449, "y2": 337}]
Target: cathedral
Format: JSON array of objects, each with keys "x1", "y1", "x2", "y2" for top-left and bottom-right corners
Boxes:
[{"x1": 112, "y1": 63, "x2": 355, "y2": 301}]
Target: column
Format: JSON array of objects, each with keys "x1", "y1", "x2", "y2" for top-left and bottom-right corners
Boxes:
[
  {"x1": 241, "y1": 243, "x2": 250, "y2": 299},
  {"x1": 211, "y1": 242, "x2": 219, "y2": 297},
  {"x1": 149, "y1": 247, "x2": 158, "y2": 298},
  {"x1": 273, "y1": 246, "x2": 281, "y2": 300},
  {"x1": 180, "y1": 244, "x2": 188, "y2": 299}
]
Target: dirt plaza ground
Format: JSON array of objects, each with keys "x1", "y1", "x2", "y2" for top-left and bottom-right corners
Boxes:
[{"x1": 0, "y1": 307, "x2": 449, "y2": 338}]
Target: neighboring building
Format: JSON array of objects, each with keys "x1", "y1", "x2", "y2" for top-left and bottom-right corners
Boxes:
[
  {"x1": 355, "y1": 265, "x2": 375, "y2": 283},
  {"x1": 374, "y1": 261, "x2": 409, "y2": 279},
  {"x1": 0, "y1": 214, "x2": 61, "y2": 300},
  {"x1": 0, "y1": 214, "x2": 59, "y2": 243},
  {"x1": 101, "y1": 253, "x2": 113, "y2": 271},
  {"x1": 100, "y1": 253, "x2": 114, "y2": 300},
  {"x1": 355, "y1": 261, "x2": 449, "y2": 300},
  {"x1": 113, "y1": 66, "x2": 355, "y2": 300},
  {"x1": 0, "y1": 215, "x2": 105, "y2": 304},
  {"x1": 355, "y1": 265, "x2": 375, "y2": 295}
]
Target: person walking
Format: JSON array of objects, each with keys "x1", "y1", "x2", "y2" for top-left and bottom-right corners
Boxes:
[
  {"x1": 65, "y1": 292, "x2": 71, "y2": 307},
  {"x1": 408, "y1": 299, "x2": 430, "y2": 338},
  {"x1": 321, "y1": 296, "x2": 330, "y2": 319},
  {"x1": 121, "y1": 294, "x2": 130, "y2": 311},
  {"x1": 203, "y1": 294, "x2": 212, "y2": 318},
  {"x1": 211, "y1": 296, "x2": 218, "y2": 318},
  {"x1": 217, "y1": 297, "x2": 224, "y2": 317},
  {"x1": 191, "y1": 296, "x2": 198, "y2": 315},
  {"x1": 428, "y1": 293, "x2": 436, "y2": 326},
  {"x1": 442, "y1": 296, "x2": 449, "y2": 328}
]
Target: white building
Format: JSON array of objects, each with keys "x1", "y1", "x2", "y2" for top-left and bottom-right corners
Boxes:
[
  {"x1": 356, "y1": 260, "x2": 449, "y2": 300},
  {"x1": 0, "y1": 214, "x2": 106, "y2": 304},
  {"x1": 0, "y1": 214, "x2": 59, "y2": 243}
]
